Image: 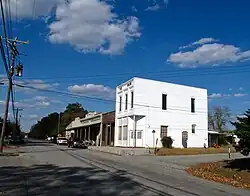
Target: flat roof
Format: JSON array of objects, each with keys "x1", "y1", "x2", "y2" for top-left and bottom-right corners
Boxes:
[{"x1": 117, "y1": 77, "x2": 207, "y2": 91}]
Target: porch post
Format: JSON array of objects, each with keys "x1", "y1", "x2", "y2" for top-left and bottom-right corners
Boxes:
[
  {"x1": 109, "y1": 122, "x2": 112, "y2": 145},
  {"x1": 133, "y1": 115, "x2": 136, "y2": 147},
  {"x1": 105, "y1": 124, "x2": 108, "y2": 146},
  {"x1": 88, "y1": 127, "x2": 91, "y2": 140},
  {"x1": 84, "y1": 128, "x2": 86, "y2": 140},
  {"x1": 79, "y1": 128, "x2": 82, "y2": 140}
]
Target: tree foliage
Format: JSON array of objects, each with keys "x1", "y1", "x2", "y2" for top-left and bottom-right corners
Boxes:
[
  {"x1": 208, "y1": 106, "x2": 230, "y2": 132},
  {"x1": 29, "y1": 103, "x2": 88, "y2": 139},
  {"x1": 231, "y1": 109, "x2": 250, "y2": 149},
  {"x1": 0, "y1": 117, "x2": 20, "y2": 137}
]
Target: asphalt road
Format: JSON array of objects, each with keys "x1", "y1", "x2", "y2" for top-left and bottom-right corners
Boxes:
[{"x1": 0, "y1": 140, "x2": 249, "y2": 196}]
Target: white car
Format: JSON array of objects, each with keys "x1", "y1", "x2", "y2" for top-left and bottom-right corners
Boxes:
[{"x1": 57, "y1": 137, "x2": 68, "y2": 145}]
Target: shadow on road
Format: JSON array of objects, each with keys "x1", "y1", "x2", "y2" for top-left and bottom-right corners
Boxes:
[
  {"x1": 224, "y1": 158, "x2": 250, "y2": 172},
  {"x1": 0, "y1": 164, "x2": 167, "y2": 196}
]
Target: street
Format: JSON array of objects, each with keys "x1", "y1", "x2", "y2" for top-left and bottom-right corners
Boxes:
[{"x1": 0, "y1": 140, "x2": 249, "y2": 196}]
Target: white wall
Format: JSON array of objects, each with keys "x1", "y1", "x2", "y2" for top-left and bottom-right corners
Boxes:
[{"x1": 115, "y1": 77, "x2": 208, "y2": 148}]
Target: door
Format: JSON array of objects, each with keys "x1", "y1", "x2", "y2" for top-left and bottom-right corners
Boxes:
[
  {"x1": 182, "y1": 131, "x2": 188, "y2": 148},
  {"x1": 129, "y1": 130, "x2": 135, "y2": 147},
  {"x1": 136, "y1": 130, "x2": 143, "y2": 147}
]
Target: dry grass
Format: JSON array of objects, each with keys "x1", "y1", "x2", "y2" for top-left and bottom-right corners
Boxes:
[
  {"x1": 186, "y1": 158, "x2": 250, "y2": 189},
  {"x1": 156, "y1": 147, "x2": 236, "y2": 156}
]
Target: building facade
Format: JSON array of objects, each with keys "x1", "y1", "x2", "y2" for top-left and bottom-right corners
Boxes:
[
  {"x1": 65, "y1": 111, "x2": 115, "y2": 146},
  {"x1": 114, "y1": 77, "x2": 208, "y2": 148}
]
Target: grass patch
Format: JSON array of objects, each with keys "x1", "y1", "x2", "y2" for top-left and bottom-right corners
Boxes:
[
  {"x1": 156, "y1": 147, "x2": 236, "y2": 156},
  {"x1": 186, "y1": 158, "x2": 250, "y2": 189}
]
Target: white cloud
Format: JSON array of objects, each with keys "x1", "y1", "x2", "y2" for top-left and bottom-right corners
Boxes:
[
  {"x1": 27, "y1": 114, "x2": 40, "y2": 120},
  {"x1": 9, "y1": 0, "x2": 62, "y2": 19},
  {"x1": 168, "y1": 38, "x2": 250, "y2": 68},
  {"x1": 68, "y1": 84, "x2": 115, "y2": 99},
  {"x1": 145, "y1": 4, "x2": 160, "y2": 11},
  {"x1": 132, "y1": 6, "x2": 138, "y2": 12},
  {"x1": 233, "y1": 93, "x2": 247, "y2": 97},
  {"x1": 48, "y1": 0, "x2": 140, "y2": 55},
  {"x1": 9, "y1": 0, "x2": 140, "y2": 55},
  {"x1": 179, "y1": 38, "x2": 217, "y2": 50},
  {"x1": 208, "y1": 92, "x2": 248, "y2": 99},
  {"x1": 239, "y1": 87, "x2": 244, "y2": 91},
  {"x1": 145, "y1": 0, "x2": 168, "y2": 11}
]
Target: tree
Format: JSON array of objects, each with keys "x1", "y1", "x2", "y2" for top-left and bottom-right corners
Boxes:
[
  {"x1": 208, "y1": 106, "x2": 230, "y2": 132},
  {"x1": 29, "y1": 103, "x2": 88, "y2": 138},
  {"x1": 29, "y1": 112, "x2": 59, "y2": 139},
  {"x1": 0, "y1": 117, "x2": 21, "y2": 137},
  {"x1": 60, "y1": 103, "x2": 88, "y2": 132},
  {"x1": 231, "y1": 109, "x2": 250, "y2": 149}
]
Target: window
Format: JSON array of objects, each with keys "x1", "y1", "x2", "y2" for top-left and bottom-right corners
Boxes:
[
  {"x1": 137, "y1": 131, "x2": 142, "y2": 139},
  {"x1": 119, "y1": 96, "x2": 122, "y2": 111},
  {"x1": 191, "y1": 98, "x2": 195, "y2": 113},
  {"x1": 131, "y1": 131, "x2": 134, "y2": 139},
  {"x1": 125, "y1": 94, "x2": 128, "y2": 110},
  {"x1": 131, "y1": 91, "x2": 134, "y2": 108},
  {"x1": 160, "y1": 126, "x2": 168, "y2": 138},
  {"x1": 162, "y1": 94, "x2": 167, "y2": 110},
  {"x1": 123, "y1": 126, "x2": 128, "y2": 140},
  {"x1": 118, "y1": 126, "x2": 122, "y2": 140},
  {"x1": 192, "y1": 124, "x2": 196, "y2": 134}
]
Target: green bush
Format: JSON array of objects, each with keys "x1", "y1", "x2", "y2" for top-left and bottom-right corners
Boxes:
[{"x1": 161, "y1": 136, "x2": 173, "y2": 148}]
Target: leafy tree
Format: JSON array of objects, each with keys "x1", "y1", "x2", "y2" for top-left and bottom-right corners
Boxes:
[
  {"x1": 29, "y1": 103, "x2": 88, "y2": 138},
  {"x1": 208, "y1": 106, "x2": 230, "y2": 132},
  {"x1": 29, "y1": 112, "x2": 59, "y2": 139},
  {"x1": 0, "y1": 117, "x2": 21, "y2": 137},
  {"x1": 60, "y1": 103, "x2": 88, "y2": 131},
  {"x1": 231, "y1": 109, "x2": 250, "y2": 149}
]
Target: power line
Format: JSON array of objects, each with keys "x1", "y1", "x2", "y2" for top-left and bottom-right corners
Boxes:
[
  {"x1": 22, "y1": 64, "x2": 250, "y2": 81},
  {"x1": 20, "y1": 65, "x2": 250, "y2": 83},
  {"x1": 0, "y1": 0, "x2": 10, "y2": 66}
]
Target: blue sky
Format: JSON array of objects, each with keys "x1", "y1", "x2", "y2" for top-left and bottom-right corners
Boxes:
[{"x1": 0, "y1": 0, "x2": 250, "y2": 131}]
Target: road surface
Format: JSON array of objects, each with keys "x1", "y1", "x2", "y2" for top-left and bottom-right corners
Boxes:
[{"x1": 0, "y1": 140, "x2": 249, "y2": 196}]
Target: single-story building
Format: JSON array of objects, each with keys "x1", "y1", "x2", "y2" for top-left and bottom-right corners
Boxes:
[{"x1": 65, "y1": 111, "x2": 115, "y2": 146}]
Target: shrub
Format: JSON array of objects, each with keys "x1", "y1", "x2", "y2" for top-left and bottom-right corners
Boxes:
[{"x1": 161, "y1": 136, "x2": 173, "y2": 148}]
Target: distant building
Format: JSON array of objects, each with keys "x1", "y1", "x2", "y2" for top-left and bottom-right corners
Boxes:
[
  {"x1": 114, "y1": 77, "x2": 208, "y2": 148},
  {"x1": 66, "y1": 111, "x2": 115, "y2": 146}
]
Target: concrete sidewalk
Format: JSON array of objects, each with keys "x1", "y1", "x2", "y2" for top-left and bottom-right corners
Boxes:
[{"x1": 88, "y1": 146, "x2": 153, "y2": 156}]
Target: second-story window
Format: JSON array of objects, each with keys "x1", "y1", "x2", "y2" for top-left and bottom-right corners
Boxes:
[
  {"x1": 119, "y1": 96, "x2": 122, "y2": 111},
  {"x1": 191, "y1": 98, "x2": 195, "y2": 113},
  {"x1": 131, "y1": 91, "x2": 134, "y2": 108},
  {"x1": 125, "y1": 94, "x2": 128, "y2": 110},
  {"x1": 162, "y1": 94, "x2": 167, "y2": 110}
]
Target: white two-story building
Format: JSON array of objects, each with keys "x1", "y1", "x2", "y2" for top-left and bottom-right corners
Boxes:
[{"x1": 114, "y1": 77, "x2": 208, "y2": 148}]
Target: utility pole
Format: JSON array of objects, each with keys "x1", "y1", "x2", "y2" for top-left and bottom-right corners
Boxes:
[
  {"x1": 0, "y1": 37, "x2": 28, "y2": 152},
  {"x1": 57, "y1": 113, "x2": 60, "y2": 137},
  {"x1": 13, "y1": 108, "x2": 22, "y2": 139}
]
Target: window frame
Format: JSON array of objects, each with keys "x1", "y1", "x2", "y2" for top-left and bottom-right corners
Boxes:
[
  {"x1": 118, "y1": 126, "x2": 122, "y2": 140},
  {"x1": 125, "y1": 94, "x2": 128, "y2": 110},
  {"x1": 131, "y1": 91, "x2": 134, "y2": 108},
  {"x1": 160, "y1": 126, "x2": 168, "y2": 138},
  {"x1": 192, "y1": 124, "x2": 196, "y2": 134},
  {"x1": 191, "y1": 98, "x2": 195, "y2": 113},
  {"x1": 119, "y1": 96, "x2": 122, "y2": 111},
  {"x1": 162, "y1": 94, "x2": 167, "y2": 110}
]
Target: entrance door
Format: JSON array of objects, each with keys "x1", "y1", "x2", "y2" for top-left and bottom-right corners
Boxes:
[
  {"x1": 136, "y1": 130, "x2": 143, "y2": 147},
  {"x1": 129, "y1": 130, "x2": 135, "y2": 147},
  {"x1": 182, "y1": 131, "x2": 188, "y2": 148}
]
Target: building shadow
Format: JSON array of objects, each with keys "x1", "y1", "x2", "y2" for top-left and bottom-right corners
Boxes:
[
  {"x1": 224, "y1": 158, "x2": 250, "y2": 172},
  {"x1": 0, "y1": 164, "x2": 167, "y2": 196}
]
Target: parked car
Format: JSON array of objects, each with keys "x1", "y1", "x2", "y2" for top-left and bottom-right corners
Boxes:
[
  {"x1": 68, "y1": 138, "x2": 88, "y2": 149},
  {"x1": 57, "y1": 137, "x2": 68, "y2": 145}
]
